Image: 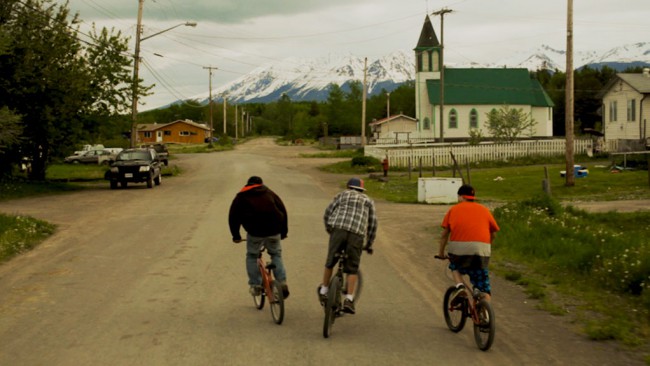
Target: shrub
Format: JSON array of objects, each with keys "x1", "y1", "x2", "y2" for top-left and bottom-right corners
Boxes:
[{"x1": 351, "y1": 156, "x2": 380, "y2": 167}]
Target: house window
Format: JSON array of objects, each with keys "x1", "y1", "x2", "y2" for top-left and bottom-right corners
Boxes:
[
  {"x1": 609, "y1": 101, "x2": 617, "y2": 122},
  {"x1": 449, "y1": 109, "x2": 458, "y2": 129},
  {"x1": 164, "y1": 130, "x2": 171, "y2": 136},
  {"x1": 469, "y1": 109, "x2": 478, "y2": 129},
  {"x1": 179, "y1": 131, "x2": 190, "y2": 136},
  {"x1": 143, "y1": 132, "x2": 152, "y2": 138},
  {"x1": 627, "y1": 99, "x2": 636, "y2": 121},
  {"x1": 423, "y1": 117, "x2": 430, "y2": 130}
]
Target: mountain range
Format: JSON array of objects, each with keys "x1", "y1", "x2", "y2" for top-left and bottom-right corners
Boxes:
[{"x1": 186, "y1": 42, "x2": 650, "y2": 105}]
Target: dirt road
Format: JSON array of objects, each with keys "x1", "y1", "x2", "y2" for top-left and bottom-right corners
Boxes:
[{"x1": 0, "y1": 138, "x2": 644, "y2": 365}]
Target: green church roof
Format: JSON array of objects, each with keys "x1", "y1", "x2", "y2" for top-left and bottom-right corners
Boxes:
[{"x1": 426, "y1": 68, "x2": 554, "y2": 107}]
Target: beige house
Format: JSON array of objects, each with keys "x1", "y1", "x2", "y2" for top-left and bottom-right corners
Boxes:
[
  {"x1": 369, "y1": 114, "x2": 418, "y2": 142},
  {"x1": 599, "y1": 68, "x2": 650, "y2": 145}
]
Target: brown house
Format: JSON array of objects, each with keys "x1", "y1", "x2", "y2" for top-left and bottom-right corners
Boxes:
[{"x1": 136, "y1": 119, "x2": 211, "y2": 145}]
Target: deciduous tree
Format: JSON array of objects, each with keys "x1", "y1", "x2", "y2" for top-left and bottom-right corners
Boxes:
[{"x1": 485, "y1": 105, "x2": 537, "y2": 143}]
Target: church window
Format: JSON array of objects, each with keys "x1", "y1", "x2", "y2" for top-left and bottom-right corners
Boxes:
[
  {"x1": 423, "y1": 117, "x2": 431, "y2": 130},
  {"x1": 469, "y1": 109, "x2": 478, "y2": 128},
  {"x1": 449, "y1": 109, "x2": 458, "y2": 129}
]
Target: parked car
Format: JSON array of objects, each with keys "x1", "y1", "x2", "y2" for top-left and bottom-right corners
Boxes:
[
  {"x1": 73, "y1": 144, "x2": 105, "y2": 156},
  {"x1": 105, "y1": 148, "x2": 162, "y2": 189},
  {"x1": 139, "y1": 143, "x2": 169, "y2": 166},
  {"x1": 64, "y1": 149, "x2": 116, "y2": 165}
]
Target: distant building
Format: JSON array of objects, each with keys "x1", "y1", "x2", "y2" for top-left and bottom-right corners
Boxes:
[
  {"x1": 599, "y1": 68, "x2": 650, "y2": 146},
  {"x1": 136, "y1": 119, "x2": 211, "y2": 145},
  {"x1": 369, "y1": 114, "x2": 418, "y2": 142},
  {"x1": 413, "y1": 15, "x2": 554, "y2": 141}
]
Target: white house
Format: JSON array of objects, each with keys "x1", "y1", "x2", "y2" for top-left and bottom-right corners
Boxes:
[{"x1": 599, "y1": 68, "x2": 650, "y2": 146}]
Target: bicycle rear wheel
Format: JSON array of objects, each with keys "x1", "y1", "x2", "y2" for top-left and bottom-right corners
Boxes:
[
  {"x1": 323, "y1": 275, "x2": 341, "y2": 338},
  {"x1": 473, "y1": 299, "x2": 495, "y2": 351},
  {"x1": 270, "y1": 280, "x2": 284, "y2": 325},
  {"x1": 443, "y1": 286, "x2": 467, "y2": 332}
]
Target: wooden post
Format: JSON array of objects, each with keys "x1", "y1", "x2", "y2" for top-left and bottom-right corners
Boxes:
[
  {"x1": 465, "y1": 158, "x2": 471, "y2": 185},
  {"x1": 419, "y1": 157, "x2": 423, "y2": 178},
  {"x1": 408, "y1": 157, "x2": 412, "y2": 180},
  {"x1": 543, "y1": 166, "x2": 552, "y2": 196},
  {"x1": 449, "y1": 151, "x2": 465, "y2": 183},
  {"x1": 432, "y1": 149, "x2": 436, "y2": 177}
]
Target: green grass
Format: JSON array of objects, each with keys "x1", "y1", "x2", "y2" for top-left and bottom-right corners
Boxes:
[
  {"x1": 323, "y1": 161, "x2": 650, "y2": 203},
  {"x1": 0, "y1": 213, "x2": 56, "y2": 262},
  {"x1": 492, "y1": 196, "x2": 650, "y2": 346},
  {"x1": 167, "y1": 142, "x2": 235, "y2": 154}
]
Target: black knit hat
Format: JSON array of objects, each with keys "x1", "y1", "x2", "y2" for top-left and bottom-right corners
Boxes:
[
  {"x1": 247, "y1": 176, "x2": 263, "y2": 185},
  {"x1": 457, "y1": 184, "x2": 475, "y2": 200}
]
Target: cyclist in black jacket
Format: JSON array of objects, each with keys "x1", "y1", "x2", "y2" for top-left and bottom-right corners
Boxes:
[{"x1": 229, "y1": 176, "x2": 289, "y2": 298}]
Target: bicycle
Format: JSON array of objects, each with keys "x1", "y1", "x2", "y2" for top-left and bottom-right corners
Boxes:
[
  {"x1": 435, "y1": 255, "x2": 495, "y2": 351},
  {"x1": 251, "y1": 246, "x2": 284, "y2": 325},
  {"x1": 322, "y1": 247, "x2": 370, "y2": 338}
]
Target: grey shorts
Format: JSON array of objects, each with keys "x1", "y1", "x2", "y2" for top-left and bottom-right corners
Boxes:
[{"x1": 325, "y1": 228, "x2": 364, "y2": 274}]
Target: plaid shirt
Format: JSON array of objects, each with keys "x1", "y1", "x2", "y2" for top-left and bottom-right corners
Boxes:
[{"x1": 324, "y1": 189, "x2": 378, "y2": 246}]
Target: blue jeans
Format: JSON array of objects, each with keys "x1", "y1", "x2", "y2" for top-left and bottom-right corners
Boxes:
[{"x1": 246, "y1": 234, "x2": 286, "y2": 286}]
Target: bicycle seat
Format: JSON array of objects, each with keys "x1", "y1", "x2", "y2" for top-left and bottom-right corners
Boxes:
[{"x1": 265, "y1": 263, "x2": 276, "y2": 270}]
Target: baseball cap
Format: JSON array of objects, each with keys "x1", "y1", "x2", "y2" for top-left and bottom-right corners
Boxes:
[{"x1": 347, "y1": 177, "x2": 365, "y2": 192}]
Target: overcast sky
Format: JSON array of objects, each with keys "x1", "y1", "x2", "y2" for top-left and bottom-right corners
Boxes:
[{"x1": 56, "y1": 0, "x2": 650, "y2": 109}]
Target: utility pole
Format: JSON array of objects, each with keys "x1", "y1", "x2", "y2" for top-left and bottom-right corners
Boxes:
[
  {"x1": 565, "y1": 0, "x2": 575, "y2": 187},
  {"x1": 203, "y1": 66, "x2": 218, "y2": 145},
  {"x1": 242, "y1": 109, "x2": 246, "y2": 137},
  {"x1": 130, "y1": 0, "x2": 145, "y2": 148},
  {"x1": 386, "y1": 92, "x2": 390, "y2": 118},
  {"x1": 222, "y1": 93, "x2": 228, "y2": 135},
  {"x1": 432, "y1": 8, "x2": 452, "y2": 143},
  {"x1": 361, "y1": 57, "x2": 368, "y2": 146},
  {"x1": 235, "y1": 104, "x2": 238, "y2": 140}
]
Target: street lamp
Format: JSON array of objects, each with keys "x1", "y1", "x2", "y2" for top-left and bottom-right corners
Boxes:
[{"x1": 130, "y1": 3, "x2": 197, "y2": 147}]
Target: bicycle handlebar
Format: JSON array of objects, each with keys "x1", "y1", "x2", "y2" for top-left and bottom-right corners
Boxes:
[{"x1": 434, "y1": 254, "x2": 448, "y2": 260}]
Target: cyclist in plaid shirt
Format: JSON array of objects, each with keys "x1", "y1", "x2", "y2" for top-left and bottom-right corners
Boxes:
[{"x1": 318, "y1": 177, "x2": 377, "y2": 314}]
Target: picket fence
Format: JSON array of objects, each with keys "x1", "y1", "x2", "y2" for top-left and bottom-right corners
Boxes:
[{"x1": 364, "y1": 139, "x2": 618, "y2": 168}]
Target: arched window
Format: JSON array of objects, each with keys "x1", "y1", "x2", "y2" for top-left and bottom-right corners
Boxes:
[
  {"x1": 469, "y1": 109, "x2": 478, "y2": 128},
  {"x1": 423, "y1": 117, "x2": 431, "y2": 130},
  {"x1": 449, "y1": 109, "x2": 458, "y2": 129}
]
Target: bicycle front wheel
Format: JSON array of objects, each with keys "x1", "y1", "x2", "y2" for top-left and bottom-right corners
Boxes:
[
  {"x1": 270, "y1": 280, "x2": 284, "y2": 325},
  {"x1": 323, "y1": 275, "x2": 341, "y2": 338},
  {"x1": 253, "y1": 288, "x2": 265, "y2": 310},
  {"x1": 473, "y1": 299, "x2": 495, "y2": 351},
  {"x1": 443, "y1": 286, "x2": 467, "y2": 332}
]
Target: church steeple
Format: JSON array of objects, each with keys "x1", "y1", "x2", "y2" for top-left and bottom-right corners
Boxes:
[
  {"x1": 415, "y1": 15, "x2": 440, "y2": 50},
  {"x1": 414, "y1": 15, "x2": 441, "y2": 74}
]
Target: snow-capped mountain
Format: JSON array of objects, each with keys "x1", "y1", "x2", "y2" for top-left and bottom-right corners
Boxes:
[{"x1": 188, "y1": 42, "x2": 650, "y2": 105}]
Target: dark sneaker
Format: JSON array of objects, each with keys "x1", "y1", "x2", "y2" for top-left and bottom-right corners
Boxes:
[
  {"x1": 343, "y1": 298, "x2": 355, "y2": 314},
  {"x1": 317, "y1": 285, "x2": 327, "y2": 306},
  {"x1": 249, "y1": 285, "x2": 262, "y2": 296},
  {"x1": 282, "y1": 284, "x2": 290, "y2": 299}
]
